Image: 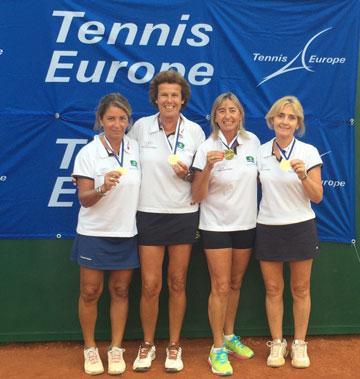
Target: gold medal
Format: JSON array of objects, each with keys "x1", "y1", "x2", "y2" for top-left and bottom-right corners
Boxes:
[
  {"x1": 168, "y1": 154, "x2": 180, "y2": 165},
  {"x1": 116, "y1": 167, "x2": 128, "y2": 175},
  {"x1": 224, "y1": 149, "x2": 235, "y2": 160},
  {"x1": 279, "y1": 159, "x2": 291, "y2": 171}
]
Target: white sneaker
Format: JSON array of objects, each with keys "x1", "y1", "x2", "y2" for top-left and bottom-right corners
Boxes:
[
  {"x1": 266, "y1": 339, "x2": 288, "y2": 367},
  {"x1": 291, "y1": 340, "x2": 310, "y2": 368},
  {"x1": 108, "y1": 346, "x2": 126, "y2": 375},
  {"x1": 133, "y1": 343, "x2": 156, "y2": 372},
  {"x1": 165, "y1": 344, "x2": 184, "y2": 372},
  {"x1": 84, "y1": 347, "x2": 104, "y2": 375}
]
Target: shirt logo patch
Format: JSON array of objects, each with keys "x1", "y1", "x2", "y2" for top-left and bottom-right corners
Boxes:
[
  {"x1": 177, "y1": 142, "x2": 185, "y2": 150},
  {"x1": 130, "y1": 160, "x2": 138, "y2": 167},
  {"x1": 246, "y1": 155, "x2": 255, "y2": 163}
]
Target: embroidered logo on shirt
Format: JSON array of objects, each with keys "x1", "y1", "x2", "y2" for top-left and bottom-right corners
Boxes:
[
  {"x1": 177, "y1": 141, "x2": 185, "y2": 150},
  {"x1": 130, "y1": 160, "x2": 138, "y2": 167},
  {"x1": 246, "y1": 156, "x2": 255, "y2": 163}
]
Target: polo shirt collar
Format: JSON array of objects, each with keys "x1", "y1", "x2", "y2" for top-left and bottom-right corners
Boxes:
[
  {"x1": 262, "y1": 138, "x2": 276, "y2": 158},
  {"x1": 95, "y1": 133, "x2": 132, "y2": 157},
  {"x1": 218, "y1": 130, "x2": 244, "y2": 147},
  {"x1": 150, "y1": 113, "x2": 185, "y2": 135}
]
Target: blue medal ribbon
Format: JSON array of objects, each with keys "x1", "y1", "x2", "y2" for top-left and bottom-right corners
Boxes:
[
  {"x1": 103, "y1": 135, "x2": 125, "y2": 167},
  {"x1": 219, "y1": 131, "x2": 239, "y2": 153},
  {"x1": 160, "y1": 117, "x2": 181, "y2": 155},
  {"x1": 275, "y1": 138, "x2": 296, "y2": 160}
]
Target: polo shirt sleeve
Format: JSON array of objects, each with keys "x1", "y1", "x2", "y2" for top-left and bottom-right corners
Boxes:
[
  {"x1": 192, "y1": 141, "x2": 207, "y2": 171},
  {"x1": 72, "y1": 145, "x2": 95, "y2": 180},
  {"x1": 306, "y1": 144, "x2": 323, "y2": 171}
]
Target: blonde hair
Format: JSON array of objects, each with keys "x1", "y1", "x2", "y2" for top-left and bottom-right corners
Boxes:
[
  {"x1": 210, "y1": 92, "x2": 247, "y2": 139},
  {"x1": 265, "y1": 95, "x2": 305, "y2": 136}
]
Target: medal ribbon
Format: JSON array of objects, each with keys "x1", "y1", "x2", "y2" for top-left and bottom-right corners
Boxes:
[
  {"x1": 219, "y1": 131, "x2": 239, "y2": 153},
  {"x1": 275, "y1": 138, "x2": 296, "y2": 161},
  {"x1": 160, "y1": 117, "x2": 181, "y2": 155},
  {"x1": 103, "y1": 135, "x2": 125, "y2": 167}
]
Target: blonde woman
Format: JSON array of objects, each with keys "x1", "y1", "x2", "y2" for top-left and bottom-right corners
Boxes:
[
  {"x1": 256, "y1": 96, "x2": 323, "y2": 369},
  {"x1": 192, "y1": 92, "x2": 259, "y2": 376}
]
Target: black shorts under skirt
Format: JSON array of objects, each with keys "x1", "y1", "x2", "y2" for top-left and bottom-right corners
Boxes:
[
  {"x1": 136, "y1": 211, "x2": 199, "y2": 246},
  {"x1": 201, "y1": 228, "x2": 256, "y2": 249},
  {"x1": 255, "y1": 219, "x2": 320, "y2": 262}
]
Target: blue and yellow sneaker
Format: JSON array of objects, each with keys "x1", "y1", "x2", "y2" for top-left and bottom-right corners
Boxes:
[
  {"x1": 208, "y1": 346, "x2": 233, "y2": 376},
  {"x1": 224, "y1": 335, "x2": 254, "y2": 359}
]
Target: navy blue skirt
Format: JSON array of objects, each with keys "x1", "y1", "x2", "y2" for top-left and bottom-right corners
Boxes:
[
  {"x1": 255, "y1": 219, "x2": 320, "y2": 262},
  {"x1": 70, "y1": 234, "x2": 139, "y2": 270}
]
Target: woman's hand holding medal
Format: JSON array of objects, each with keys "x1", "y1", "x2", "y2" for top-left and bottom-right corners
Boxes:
[
  {"x1": 290, "y1": 159, "x2": 307, "y2": 179},
  {"x1": 206, "y1": 150, "x2": 225, "y2": 170},
  {"x1": 102, "y1": 170, "x2": 122, "y2": 192},
  {"x1": 172, "y1": 159, "x2": 189, "y2": 179}
]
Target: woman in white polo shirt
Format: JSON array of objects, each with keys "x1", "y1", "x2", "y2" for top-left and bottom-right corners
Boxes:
[
  {"x1": 71, "y1": 93, "x2": 141, "y2": 376},
  {"x1": 128, "y1": 71, "x2": 205, "y2": 372},
  {"x1": 256, "y1": 96, "x2": 323, "y2": 369},
  {"x1": 192, "y1": 92, "x2": 259, "y2": 376}
]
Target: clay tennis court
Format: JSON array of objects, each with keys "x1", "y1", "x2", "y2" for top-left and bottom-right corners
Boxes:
[{"x1": 1, "y1": 335, "x2": 359, "y2": 378}]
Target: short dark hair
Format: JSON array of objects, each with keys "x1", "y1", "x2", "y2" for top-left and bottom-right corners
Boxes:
[{"x1": 149, "y1": 70, "x2": 190, "y2": 109}]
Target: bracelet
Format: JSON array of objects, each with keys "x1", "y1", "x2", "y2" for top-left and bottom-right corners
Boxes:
[
  {"x1": 95, "y1": 185, "x2": 106, "y2": 196},
  {"x1": 300, "y1": 172, "x2": 308, "y2": 181}
]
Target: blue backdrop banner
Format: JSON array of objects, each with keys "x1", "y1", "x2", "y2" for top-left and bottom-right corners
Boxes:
[{"x1": 0, "y1": 0, "x2": 358, "y2": 242}]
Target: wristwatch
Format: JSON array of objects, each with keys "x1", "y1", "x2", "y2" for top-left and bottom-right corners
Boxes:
[{"x1": 184, "y1": 170, "x2": 194, "y2": 183}]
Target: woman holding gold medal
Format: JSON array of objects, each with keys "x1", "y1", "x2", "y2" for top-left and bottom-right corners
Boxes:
[
  {"x1": 255, "y1": 96, "x2": 323, "y2": 369},
  {"x1": 128, "y1": 70, "x2": 205, "y2": 372},
  {"x1": 71, "y1": 93, "x2": 141, "y2": 375},
  {"x1": 192, "y1": 93, "x2": 259, "y2": 376}
]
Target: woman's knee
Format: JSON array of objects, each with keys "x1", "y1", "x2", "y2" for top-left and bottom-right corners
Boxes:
[
  {"x1": 80, "y1": 284, "x2": 103, "y2": 303},
  {"x1": 142, "y1": 279, "x2": 162, "y2": 299},
  {"x1": 168, "y1": 274, "x2": 187, "y2": 294},
  {"x1": 230, "y1": 274, "x2": 245, "y2": 291},
  {"x1": 109, "y1": 283, "x2": 130, "y2": 300},
  {"x1": 211, "y1": 279, "x2": 231, "y2": 297},
  {"x1": 291, "y1": 281, "x2": 310, "y2": 299},
  {"x1": 265, "y1": 281, "x2": 284, "y2": 299}
]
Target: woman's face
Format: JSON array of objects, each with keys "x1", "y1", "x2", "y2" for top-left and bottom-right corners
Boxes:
[
  {"x1": 214, "y1": 98, "x2": 242, "y2": 136},
  {"x1": 100, "y1": 105, "x2": 129, "y2": 141},
  {"x1": 272, "y1": 104, "x2": 299, "y2": 140},
  {"x1": 156, "y1": 83, "x2": 184, "y2": 118}
]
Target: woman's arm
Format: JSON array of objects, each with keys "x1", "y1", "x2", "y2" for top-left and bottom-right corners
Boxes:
[
  {"x1": 191, "y1": 167, "x2": 212, "y2": 203},
  {"x1": 77, "y1": 170, "x2": 121, "y2": 208},
  {"x1": 291, "y1": 160, "x2": 323, "y2": 203}
]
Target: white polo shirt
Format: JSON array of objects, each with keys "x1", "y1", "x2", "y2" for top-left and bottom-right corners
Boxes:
[
  {"x1": 257, "y1": 138, "x2": 322, "y2": 225},
  {"x1": 192, "y1": 131, "x2": 260, "y2": 231},
  {"x1": 128, "y1": 113, "x2": 205, "y2": 213},
  {"x1": 73, "y1": 134, "x2": 141, "y2": 237}
]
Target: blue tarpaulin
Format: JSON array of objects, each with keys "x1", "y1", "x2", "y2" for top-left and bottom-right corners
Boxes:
[{"x1": 0, "y1": 0, "x2": 358, "y2": 242}]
